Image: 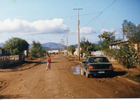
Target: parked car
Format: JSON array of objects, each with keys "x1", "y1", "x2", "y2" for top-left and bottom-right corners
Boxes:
[{"x1": 82, "y1": 56, "x2": 113, "y2": 78}]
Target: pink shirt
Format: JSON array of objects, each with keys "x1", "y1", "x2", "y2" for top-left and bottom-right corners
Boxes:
[{"x1": 47, "y1": 58, "x2": 51, "y2": 63}]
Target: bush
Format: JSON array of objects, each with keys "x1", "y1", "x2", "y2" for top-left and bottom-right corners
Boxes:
[
  {"x1": 31, "y1": 41, "x2": 47, "y2": 58},
  {"x1": 103, "y1": 44, "x2": 140, "y2": 75}
]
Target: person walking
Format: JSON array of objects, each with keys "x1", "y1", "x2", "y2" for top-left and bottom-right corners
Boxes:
[{"x1": 46, "y1": 56, "x2": 51, "y2": 70}]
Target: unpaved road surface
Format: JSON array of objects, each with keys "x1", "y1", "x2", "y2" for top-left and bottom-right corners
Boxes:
[{"x1": 0, "y1": 54, "x2": 140, "y2": 98}]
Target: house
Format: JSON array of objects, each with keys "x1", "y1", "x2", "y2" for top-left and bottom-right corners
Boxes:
[
  {"x1": 109, "y1": 40, "x2": 140, "y2": 55},
  {"x1": 109, "y1": 40, "x2": 129, "y2": 49}
]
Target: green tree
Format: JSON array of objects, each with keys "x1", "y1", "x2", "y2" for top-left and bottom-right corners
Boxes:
[
  {"x1": 31, "y1": 41, "x2": 46, "y2": 58},
  {"x1": 4, "y1": 37, "x2": 29, "y2": 55},
  {"x1": 98, "y1": 41, "x2": 108, "y2": 50},
  {"x1": 98, "y1": 31, "x2": 115, "y2": 49},
  {"x1": 114, "y1": 44, "x2": 139, "y2": 75},
  {"x1": 68, "y1": 45, "x2": 75, "y2": 55},
  {"x1": 122, "y1": 20, "x2": 140, "y2": 43},
  {"x1": 80, "y1": 40, "x2": 95, "y2": 57}
]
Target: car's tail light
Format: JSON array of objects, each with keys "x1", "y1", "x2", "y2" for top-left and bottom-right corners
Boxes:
[
  {"x1": 109, "y1": 64, "x2": 113, "y2": 69},
  {"x1": 88, "y1": 65, "x2": 93, "y2": 69}
]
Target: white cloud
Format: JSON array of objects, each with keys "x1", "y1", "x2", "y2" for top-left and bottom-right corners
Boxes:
[
  {"x1": 80, "y1": 27, "x2": 96, "y2": 34},
  {"x1": 100, "y1": 28, "x2": 122, "y2": 35},
  {"x1": 0, "y1": 18, "x2": 68, "y2": 35}
]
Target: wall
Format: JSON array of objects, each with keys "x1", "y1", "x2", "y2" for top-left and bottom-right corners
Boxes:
[{"x1": 0, "y1": 55, "x2": 24, "y2": 68}]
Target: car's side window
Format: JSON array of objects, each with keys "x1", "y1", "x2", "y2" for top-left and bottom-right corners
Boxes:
[
  {"x1": 89, "y1": 58, "x2": 94, "y2": 63},
  {"x1": 103, "y1": 57, "x2": 109, "y2": 62}
]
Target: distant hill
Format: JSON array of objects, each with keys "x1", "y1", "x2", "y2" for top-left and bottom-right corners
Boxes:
[
  {"x1": 0, "y1": 42, "x2": 65, "y2": 50},
  {"x1": 0, "y1": 42, "x2": 79, "y2": 50},
  {"x1": 0, "y1": 43, "x2": 4, "y2": 47},
  {"x1": 42, "y1": 42, "x2": 61, "y2": 49},
  {"x1": 0, "y1": 42, "x2": 98, "y2": 50},
  {"x1": 29, "y1": 42, "x2": 67, "y2": 50},
  {"x1": 29, "y1": 42, "x2": 63, "y2": 50}
]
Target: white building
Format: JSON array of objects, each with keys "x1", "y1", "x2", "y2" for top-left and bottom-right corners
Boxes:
[
  {"x1": 74, "y1": 47, "x2": 82, "y2": 56},
  {"x1": 48, "y1": 50, "x2": 59, "y2": 54}
]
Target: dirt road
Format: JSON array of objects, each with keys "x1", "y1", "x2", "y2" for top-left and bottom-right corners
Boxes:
[{"x1": 0, "y1": 54, "x2": 140, "y2": 98}]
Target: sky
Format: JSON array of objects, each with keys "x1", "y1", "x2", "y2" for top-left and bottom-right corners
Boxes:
[{"x1": 0, "y1": 0, "x2": 140, "y2": 46}]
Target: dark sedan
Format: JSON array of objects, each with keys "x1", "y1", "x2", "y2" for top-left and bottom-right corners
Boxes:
[{"x1": 82, "y1": 56, "x2": 113, "y2": 78}]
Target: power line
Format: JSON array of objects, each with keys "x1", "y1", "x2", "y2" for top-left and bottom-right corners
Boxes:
[
  {"x1": 45, "y1": 12, "x2": 101, "y2": 20},
  {"x1": 68, "y1": 0, "x2": 117, "y2": 46},
  {"x1": 84, "y1": 0, "x2": 117, "y2": 27}
]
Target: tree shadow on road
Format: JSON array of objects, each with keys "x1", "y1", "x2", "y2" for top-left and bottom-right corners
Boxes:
[
  {"x1": 41, "y1": 61, "x2": 58, "y2": 64},
  {"x1": 113, "y1": 70, "x2": 127, "y2": 77},
  {"x1": 1, "y1": 61, "x2": 41, "y2": 69}
]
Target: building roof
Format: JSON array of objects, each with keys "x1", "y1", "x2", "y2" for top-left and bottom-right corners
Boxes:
[
  {"x1": 0, "y1": 47, "x2": 4, "y2": 49},
  {"x1": 109, "y1": 40, "x2": 129, "y2": 45}
]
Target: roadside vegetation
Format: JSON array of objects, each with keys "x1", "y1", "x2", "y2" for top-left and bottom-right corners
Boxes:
[
  {"x1": 3, "y1": 38, "x2": 47, "y2": 63},
  {"x1": 4, "y1": 37, "x2": 29, "y2": 55},
  {"x1": 68, "y1": 40, "x2": 97, "y2": 58},
  {"x1": 4, "y1": 37, "x2": 29, "y2": 61},
  {"x1": 68, "y1": 45, "x2": 76, "y2": 55},
  {"x1": 97, "y1": 20, "x2": 140, "y2": 75},
  {"x1": 80, "y1": 40, "x2": 97, "y2": 57},
  {"x1": 30, "y1": 41, "x2": 47, "y2": 58}
]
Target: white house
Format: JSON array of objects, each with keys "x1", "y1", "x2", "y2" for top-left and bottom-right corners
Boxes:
[{"x1": 74, "y1": 47, "x2": 82, "y2": 56}]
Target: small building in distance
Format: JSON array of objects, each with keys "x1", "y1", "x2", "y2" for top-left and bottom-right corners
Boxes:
[{"x1": 48, "y1": 50, "x2": 60, "y2": 54}]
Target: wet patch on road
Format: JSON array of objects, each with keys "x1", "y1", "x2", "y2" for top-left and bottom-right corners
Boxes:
[{"x1": 71, "y1": 65, "x2": 83, "y2": 75}]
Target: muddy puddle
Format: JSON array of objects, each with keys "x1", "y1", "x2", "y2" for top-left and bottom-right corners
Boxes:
[{"x1": 71, "y1": 65, "x2": 83, "y2": 75}]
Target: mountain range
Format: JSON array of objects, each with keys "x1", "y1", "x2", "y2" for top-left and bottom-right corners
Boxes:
[{"x1": 0, "y1": 42, "x2": 70, "y2": 50}]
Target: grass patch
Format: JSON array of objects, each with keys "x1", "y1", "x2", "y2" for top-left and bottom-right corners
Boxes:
[
  {"x1": 125, "y1": 75, "x2": 140, "y2": 83},
  {"x1": 135, "y1": 79, "x2": 140, "y2": 82},
  {"x1": 125, "y1": 75, "x2": 137, "y2": 78}
]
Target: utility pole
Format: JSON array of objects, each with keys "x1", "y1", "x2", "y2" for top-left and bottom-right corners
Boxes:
[
  {"x1": 65, "y1": 30, "x2": 69, "y2": 56},
  {"x1": 60, "y1": 39, "x2": 62, "y2": 53},
  {"x1": 62, "y1": 36, "x2": 65, "y2": 51},
  {"x1": 73, "y1": 8, "x2": 83, "y2": 61},
  {"x1": 60, "y1": 39, "x2": 63, "y2": 53}
]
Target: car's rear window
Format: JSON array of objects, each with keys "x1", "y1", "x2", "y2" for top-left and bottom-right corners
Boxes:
[{"x1": 89, "y1": 57, "x2": 109, "y2": 63}]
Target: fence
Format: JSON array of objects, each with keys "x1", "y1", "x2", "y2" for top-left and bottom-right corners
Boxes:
[{"x1": 0, "y1": 55, "x2": 19, "y2": 68}]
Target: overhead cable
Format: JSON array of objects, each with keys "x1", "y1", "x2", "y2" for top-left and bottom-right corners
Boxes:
[{"x1": 84, "y1": 0, "x2": 117, "y2": 27}]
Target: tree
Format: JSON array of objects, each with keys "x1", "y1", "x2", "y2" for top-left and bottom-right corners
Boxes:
[
  {"x1": 31, "y1": 41, "x2": 46, "y2": 58},
  {"x1": 122, "y1": 20, "x2": 140, "y2": 43},
  {"x1": 80, "y1": 40, "x2": 95, "y2": 57},
  {"x1": 98, "y1": 31, "x2": 115, "y2": 44},
  {"x1": 114, "y1": 44, "x2": 139, "y2": 75},
  {"x1": 68, "y1": 45, "x2": 75, "y2": 55},
  {"x1": 98, "y1": 31, "x2": 115, "y2": 49},
  {"x1": 4, "y1": 37, "x2": 29, "y2": 55}
]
